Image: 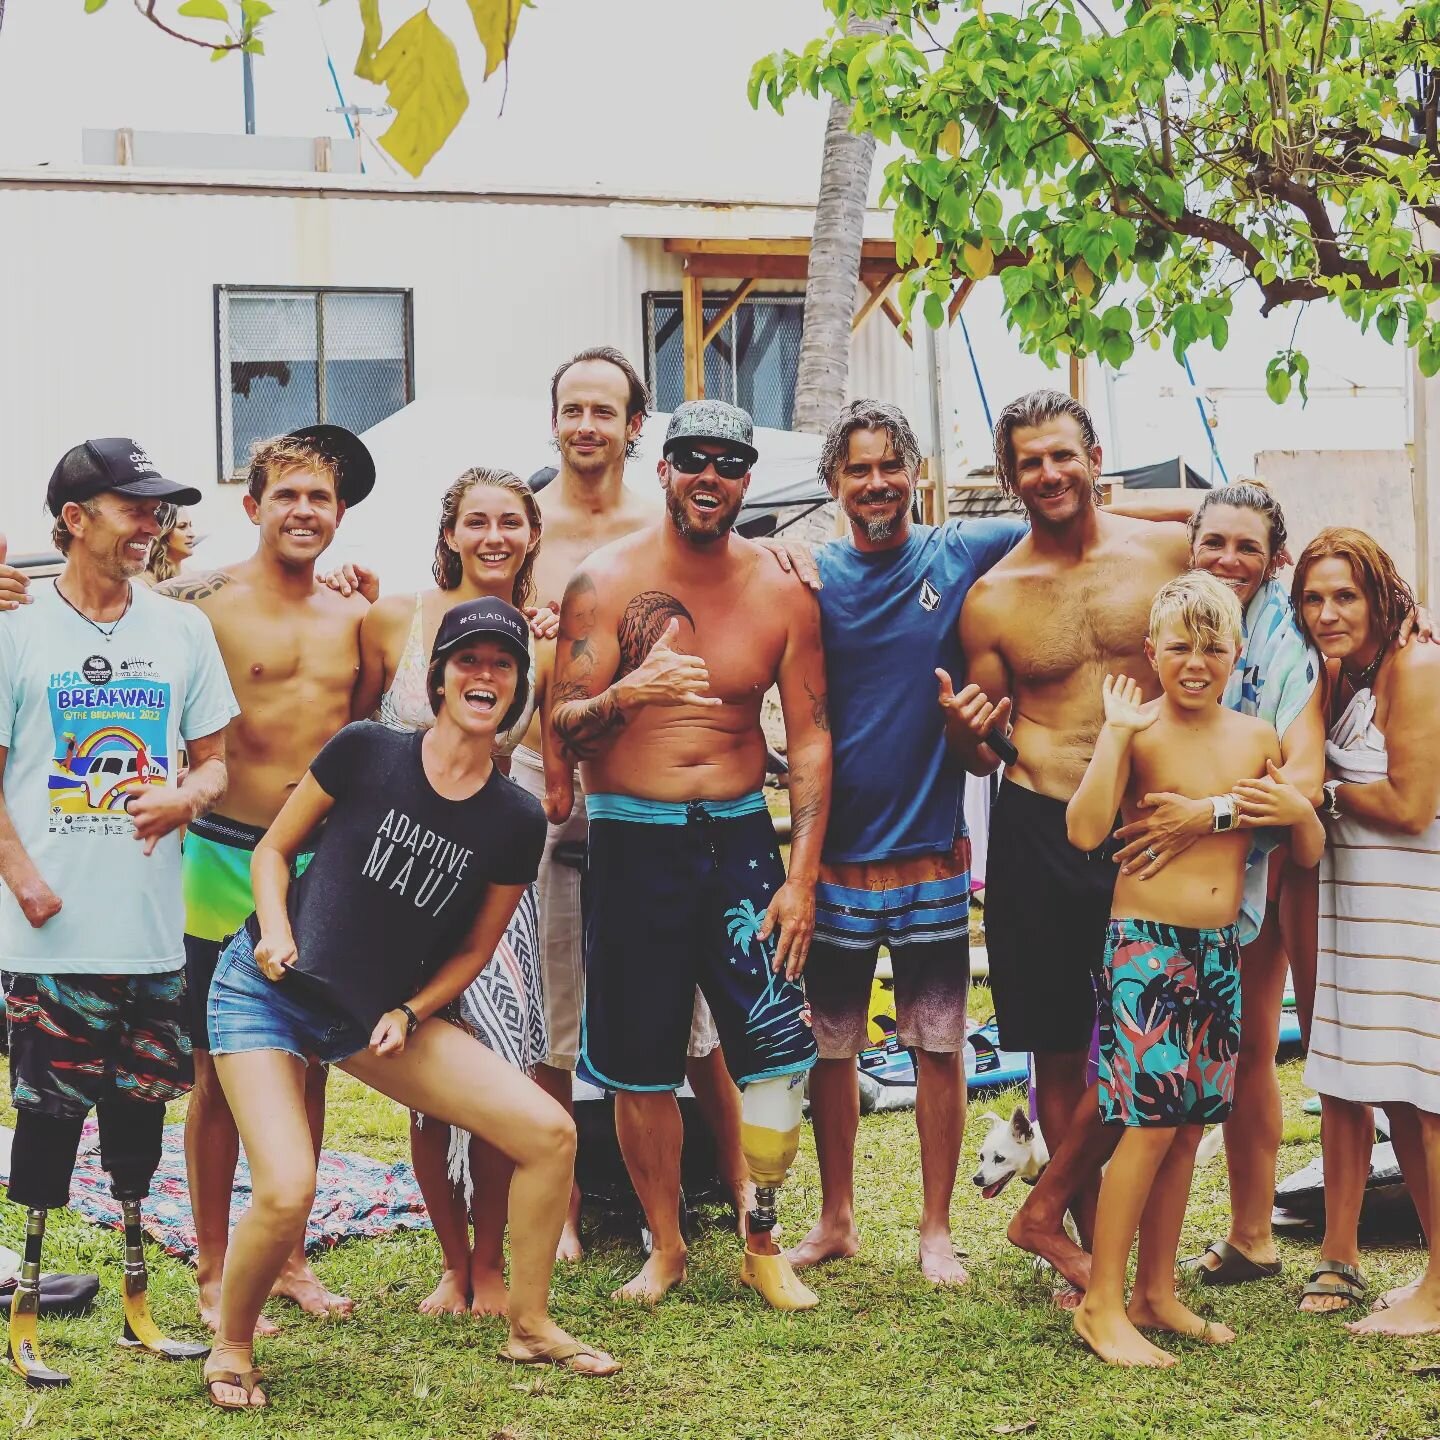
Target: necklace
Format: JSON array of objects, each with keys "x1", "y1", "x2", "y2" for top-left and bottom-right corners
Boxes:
[
  {"x1": 55, "y1": 579, "x2": 131, "y2": 642},
  {"x1": 1342, "y1": 641, "x2": 1385, "y2": 693}
]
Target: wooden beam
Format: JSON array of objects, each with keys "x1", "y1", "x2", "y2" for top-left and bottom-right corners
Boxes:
[
  {"x1": 853, "y1": 272, "x2": 900, "y2": 334},
  {"x1": 665, "y1": 236, "x2": 898, "y2": 261},
  {"x1": 880, "y1": 295, "x2": 913, "y2": 349},
  {"x1": 682, "y1": 272, "x2": 705, "y2": 401},
  {"x1": 702, "y1": 278, "x2": 759, "y2": 349},
  {"x1": 1068, "y1": 353, "x2": 1087, "y2": 406},
  {"x1": 947, "y1": 276, "x2": 976, "y2": 324},
  {"x1": 682, "y1": 254, "x2": 901, "y2": 281}
]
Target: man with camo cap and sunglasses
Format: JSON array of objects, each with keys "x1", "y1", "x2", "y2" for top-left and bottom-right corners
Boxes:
[{"x1": 548, "y1": 399, "x2": 831, "y2": 1310}]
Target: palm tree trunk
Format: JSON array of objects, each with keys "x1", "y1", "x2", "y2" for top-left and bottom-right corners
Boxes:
[{"x1": 792, "y1": 16, "x2": 890, "y2": 435}]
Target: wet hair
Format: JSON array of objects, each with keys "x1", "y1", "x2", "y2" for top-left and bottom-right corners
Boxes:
[
  {"x1": 431, "y1": 468, "x2": 541, "y2": 610},
  {"x1": 145, "y1": 504, "x2": 181, "y2": 584},
  {"x1": 245, "y1": 434, "x2": 340, "y2": 504},
  {"x1": 1187, "y1": 481, "x2": 1288, "y2": 570},
  {"x1": 51, "y1": 497, "x2": 102, "y2": 555},
  {"x1": 1148, "y1": 570, "x2": 1244, "y2": 652},
  {"x1": 1290, "y1": 527, "x2": 1416, "y2": 650},
  {"x1": 992, "y1": 389, "x2": 1100, "y2": 500},
  {"x1": 425, "y1": 646, "x2": 530, "y2": 731},
  {"x1": 817, "y1": 400, "x2": 922, "y2": 496},
  {"x1": 549, "y1": 346, "x2": 651, "y2": 459}
]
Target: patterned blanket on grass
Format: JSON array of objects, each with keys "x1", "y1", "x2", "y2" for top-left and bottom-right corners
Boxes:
[{"x1": 0, "y1": 1123, "x2": 430, "y2": 1263}]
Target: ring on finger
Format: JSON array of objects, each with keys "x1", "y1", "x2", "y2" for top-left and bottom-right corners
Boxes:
[{"x1": 1143, "y1": 846, "x2": 1160, "y2": 862}]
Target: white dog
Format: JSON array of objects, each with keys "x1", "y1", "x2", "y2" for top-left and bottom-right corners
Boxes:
[{"x1": 971, "y1": 1108, "x2": 1049, "y2": 1199}]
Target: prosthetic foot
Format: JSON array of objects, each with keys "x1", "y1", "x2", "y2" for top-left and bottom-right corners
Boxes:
[
  {"x1": 8, "y1": 1211, "x2": 70, "y2": 1388},
  {"x1": 739, "y1": 1075, "x2": 818, "y2": 1312},
  {"x1": 116, "y1": 1201, "x2": 209, "y2": 1362}
]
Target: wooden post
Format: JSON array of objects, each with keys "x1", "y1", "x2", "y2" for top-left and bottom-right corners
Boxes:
[
  {"x1": 1068, "y1": 353, "x2": 1087, "y2": 406},
  {"x1": 682, "y1": 270, "x2": 705, "y2": 401}
]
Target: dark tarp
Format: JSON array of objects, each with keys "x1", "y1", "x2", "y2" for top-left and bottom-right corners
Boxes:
[{"x1": 1107, "y1": 457, "x2": 1212, "y2": 490}]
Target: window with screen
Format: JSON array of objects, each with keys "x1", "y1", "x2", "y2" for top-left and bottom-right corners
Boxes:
[
  {"x1": 643, "y1": 292, "x2": 804, "y2": 430},
  {"x1": 216, "y1": 287, "x2": 413, "y2": 478}
]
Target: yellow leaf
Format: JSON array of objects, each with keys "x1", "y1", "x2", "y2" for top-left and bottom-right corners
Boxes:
[
  {"x1": 1073, "y1": 259, "x2": 1095, "y2": 298},
  {"x1": 467, "y1": 0, "x2": 525, "y2": 81},
  {"x1": 1380, "y1": 98, "x2": 1398, "y2": 122},
  {"x1": 963, "y1": 238, "x2": 994, "y2": 279},
  {"x1": 354, "y1": 0, "x2": 382, "y2": 82},
  {"x1": 939, "y1": 120, "x2": 963, "y2": 158},
  {"x1": 371, "y1": 12, "x2": 469, "y2": 178},
  {"x1": 1066, "y1": 133, "x2": 1087, "y2": 160},
  {"x1": 912, "y1": 233, "x2": 938, "y2": 265}
]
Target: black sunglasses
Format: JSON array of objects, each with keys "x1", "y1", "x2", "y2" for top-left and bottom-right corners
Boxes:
[{"x1": 667, "y1": 445, "x2": 751, "y2": 480}]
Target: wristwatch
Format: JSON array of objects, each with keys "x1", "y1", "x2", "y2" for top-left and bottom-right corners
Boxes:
[
  {"x1": 1210, "y1": 795, "x2": 1238, "y2": 833},
  {"x1": 1322, "y1": 780, "x2": 1343, "y2": 821},
  {"x1": 398, "y1": 1003, "x2": 420, "y2": 1035}
]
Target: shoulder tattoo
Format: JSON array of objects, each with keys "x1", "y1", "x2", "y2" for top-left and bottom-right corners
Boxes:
[{"x1": 157, "y1": 570, "x2": 233, "y2": 604}]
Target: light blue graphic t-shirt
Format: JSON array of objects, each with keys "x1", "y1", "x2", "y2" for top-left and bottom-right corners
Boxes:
[{"x1": 0, "y1": 582, "x2": 239, "y2": 975}]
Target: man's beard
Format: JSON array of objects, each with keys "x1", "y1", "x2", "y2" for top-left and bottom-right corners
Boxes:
[
  {"x1": 844, "y1": 488, "x2": 905, "y2": 542},
  {"x1": 667, "y1": 486, "x2": 738, "y2": 543},
  {"x1": 1027, "y1": 469, "x2": 1100, "y2": 524}
]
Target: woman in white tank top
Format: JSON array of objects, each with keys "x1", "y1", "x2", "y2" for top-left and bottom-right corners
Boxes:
[
  {"x1": 353, "y1": 468, "x2": 551, "y2": 1318},
  {"x1": 1292, "y1": 528, "x2": 1440, "y2": 1333}
]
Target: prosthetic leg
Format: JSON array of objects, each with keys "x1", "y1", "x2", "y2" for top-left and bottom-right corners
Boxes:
[
  {"x1": 9, "y1": 1210, "x2": 69, "y2": 1388},
  {"x1": 739, "y1": 1073, "x2": 818, "y2": 1311},
  {"x1": 101, "y1": 1100, "x2": 209, "y2": 1362}
]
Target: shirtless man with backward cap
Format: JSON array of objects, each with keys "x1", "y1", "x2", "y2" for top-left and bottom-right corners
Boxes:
[
  {"x1": 549, "y1": 398, "x2": 831, "y2": 1309},
  {"x1": 952, "y1": 389, "x2": 1193, "y2": 1299}
]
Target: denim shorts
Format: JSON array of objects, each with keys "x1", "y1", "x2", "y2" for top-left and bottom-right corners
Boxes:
[{"x1": 207, "y1": 926, "x2": 370, "y2": 1065}]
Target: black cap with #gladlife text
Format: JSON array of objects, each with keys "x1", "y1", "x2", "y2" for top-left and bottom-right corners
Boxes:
[
  {"x1": 46, "y1": 438, "x2": 203, "y2": 516},
  {"x1": 430, "y1": 597, "x2": 532, "y2": 730}
]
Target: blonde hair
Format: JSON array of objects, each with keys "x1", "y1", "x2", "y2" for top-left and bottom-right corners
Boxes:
[{"x1": 1148, "y1": 570, "x2": 1243, "y2": 651}]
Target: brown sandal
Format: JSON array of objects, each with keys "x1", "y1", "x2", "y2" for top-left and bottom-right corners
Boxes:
[
  {"x1": 205, "y1": 1368, "x2": 268, "y2": 1409},
  {"x1": 497, "y1": 1341, "x2": 620, "y2": 1377}
]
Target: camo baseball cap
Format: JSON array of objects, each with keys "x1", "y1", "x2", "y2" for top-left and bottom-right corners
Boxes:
[{"x1": 662, "y1": 400, "x2": 758, "y2": 467}]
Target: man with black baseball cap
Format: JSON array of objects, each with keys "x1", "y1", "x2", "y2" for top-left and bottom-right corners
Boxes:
[
  {"x1": 0, "y1": 438, "x2": 238, "y2": 1385},
  {"x1": 152, "y1": 424, "x2": 375, "y2": 1334}
]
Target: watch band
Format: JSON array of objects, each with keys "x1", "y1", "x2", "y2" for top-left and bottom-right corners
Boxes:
[
  {"x1": 1210, "y1": 794, "x2": 1238, "y2": 833},
  {"x1": 398, "y1": 1003, "x2": 419, "y2": 1035}
]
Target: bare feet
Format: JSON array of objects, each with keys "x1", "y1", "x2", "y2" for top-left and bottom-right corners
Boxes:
[
  {"x1": 271, "y1": 1259, "x2": 354, "y2": 1319},
  {"x1": 469, "y1": 1265, "x2": 509, "y2": 1318},
  {"x1": 556, "y1": 1182, "x2": 584, "y2": 1263},
  {"x1": 918, "y1": 1233, "x2": 969, "y2": 1287},
  {"x1": 417, "y1": 1268, "x2": 469, "y2": 1317},
  {"x1": 1128, "y1": 1294, "x2": 1235, "y2": 1345},
  {"x1": 502, "y1": 1321, "x2": 621, "y2": 1377},
  {"x1": 198, "y1": 1279, "x2": 279, "y2": 1338},
  {"x1": 1372, "y1": 1278, "x2": 1420, "y2": 1313},
  {"x1": 1009, "y1": 1211, "x2": 1092, "y2": 1295},
  {"x1": 783, "y1": 1218, "x2": 860, "y2": 1271},
  {"x1": 612, "y1": 1247, "x2": 687, "y2": 1304},
  {"x1": 1073, "y1": 1301, "x2": 1178, "y2": 1368},
  {"x1": 1347, "y1": 1290, "x2": 1440, "y2": 1337}
]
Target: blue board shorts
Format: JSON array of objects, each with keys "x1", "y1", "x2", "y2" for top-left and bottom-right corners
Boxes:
[
  {"x1": 207, "y1": 925, "x2": 370, "y2": 1067},
  {"x1": 580, "y1": 793, "x2": 818, "y2": 1092},
  {"x1": 1097, "y1": 918, "x2": 1242, "y2": 1128}
]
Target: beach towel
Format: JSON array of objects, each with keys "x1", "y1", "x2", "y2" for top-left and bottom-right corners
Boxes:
[
  {"x1": 0, "y1": 1122, "x2": 429, "y2": 1263},
  {"x1": 1224, "y1": 578, "x2": 1319, "y2": 945}
]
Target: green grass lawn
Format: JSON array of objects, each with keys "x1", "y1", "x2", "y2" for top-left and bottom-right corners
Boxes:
[{"x1": 0, "y1": 1029, "x2": 1436, "y2": 1438}]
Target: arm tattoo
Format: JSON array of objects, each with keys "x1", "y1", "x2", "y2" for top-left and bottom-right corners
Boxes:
[
  {"x1": 788, "y1": 757, "x2": 824, "y2": 842},
  {"x1": 618, "y1": 592, "x2": 693, "y2": 676},
  {"x1": 552, "y1": 686, "x2": 626, "y2": 759},
  {"x1": 563, "y1": 572, "x2": 598, "y2": 663},
  {"x1": 804, "y1": 677, "x2": 830, "y2": 733},
  {"x1": 156, "y1": 570, "x2": 232, "y2": 603}
]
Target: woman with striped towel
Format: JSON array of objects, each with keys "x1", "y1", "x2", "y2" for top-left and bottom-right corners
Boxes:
[{"x1": 1293, "y1": 528, "x2": 1440, "y2": 1332}]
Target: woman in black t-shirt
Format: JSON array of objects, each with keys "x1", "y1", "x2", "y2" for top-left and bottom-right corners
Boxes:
[{"x1": 201, "y1": 598, "x2": 619, "y2": 1410}]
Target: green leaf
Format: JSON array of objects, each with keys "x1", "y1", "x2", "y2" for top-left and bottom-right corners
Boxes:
[
  {"x1": 975, "y1": 191, "x2": 1003, "y2": 229},
  {"x1": 1265, "y1": 365, "x2": 1292, "y2": 405},
  {"x1": 84, "y1": 0, "x2": 108, "y2": 12},
  {"x1": 370, "y1": 11, "x2": 470, "y2": 178},
  {"x1": 923, "y1": 292, "x2": 945, "y2": 329},
  {"x1": 209, "y1": 45, "x2": 230, "y2": 62},
  {"x1": 1378, "y1": 307, "x2": 1400, "y2": 345},
  {"x1": 177, "y1": 0, "x2": 229, "y2": 19},
  {"x1": 241, "y1": 0, "x2": 274, "y2": 24}
]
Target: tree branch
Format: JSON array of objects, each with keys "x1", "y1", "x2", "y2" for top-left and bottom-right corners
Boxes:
[{"x1": 133, "y1": 0, "x2": 244, "y2": 52}]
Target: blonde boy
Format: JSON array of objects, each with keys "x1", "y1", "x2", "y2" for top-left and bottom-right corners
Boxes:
[{"x1": 1065, "y1": 571, "x2": 1324, "y2": 1367}]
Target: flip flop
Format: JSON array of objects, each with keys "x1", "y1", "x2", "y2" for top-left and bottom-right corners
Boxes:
[
  {"x1": 205, "y1": 1368, "x2": 268, "y2": 1410},
  {"x1": 1300, "y1": 1260, "x2": 1367, "y2": 1313},
  {"x1": 1184, "y1": 1240, "x2": 1282, "y2": 1286},
  {"x1": 497, "y1": 1341, "x2": 620, "y2": 1377}
]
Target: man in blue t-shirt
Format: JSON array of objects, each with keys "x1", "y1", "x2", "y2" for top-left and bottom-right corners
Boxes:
[{"x1": 782, "y1": 401, "x2": 1027, "y2": 1287}]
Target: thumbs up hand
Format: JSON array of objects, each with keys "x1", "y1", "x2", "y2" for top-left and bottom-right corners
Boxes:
[
  {"x1": 0, "y1": 535, "x2": 32, "y2": 611},
  {"x1": 616, "y1": 617, "x2": 721, "y2": 711}
]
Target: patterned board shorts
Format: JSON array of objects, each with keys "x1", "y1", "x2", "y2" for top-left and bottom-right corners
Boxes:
[
  {"x1": 1097, "y1": 918, "x2": 1241, "y2": 1128},
  {"x1": 6, "y1": 971, "x2": 193, "y2": 1118}
]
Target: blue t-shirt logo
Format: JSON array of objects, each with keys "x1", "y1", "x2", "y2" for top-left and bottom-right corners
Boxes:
[{"x1": 919, "y1": 579, "x2": 942, "y2": 612}]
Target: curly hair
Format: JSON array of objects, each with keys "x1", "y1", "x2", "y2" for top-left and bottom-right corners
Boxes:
[
  {"x1": 992, "y1": 389, "x2": 1100, "y2": 501},
  {"x1": 1187, "y1": 482, "x2": 1288, "y2": 572},
  {"x1": 432, "y1": 468, "x2": 542, "y2": 610},
  {"x1": 817, "y1": 399, "x2": 922, "y2": 496},
  {"x1": 144, "y1": 503, "x2": 181, "y2": 584},
  {"x1": 1291, "y1": 527, "x2": 1416, "y2": 651}
]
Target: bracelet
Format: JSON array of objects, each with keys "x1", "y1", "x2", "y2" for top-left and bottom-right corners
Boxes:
[
  {"x1": 1210, "y1": 794, "x2": 1238, "y2": 833},
  {"x1": 398, "y1": 1003, "x2": 419, "y2": 1035}
]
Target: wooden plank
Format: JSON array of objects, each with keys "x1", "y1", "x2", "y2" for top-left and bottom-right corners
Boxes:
[
  {"x1": 880, "y1": 295, "x2": 913, "y2": 349},
  {"x1": 702, "y1": 278, "x2": 759, "y2": 349},
  {"x1": 852, "y1": 272, "x2": 900, "y2": 333},
  {"x1": 682, "y1": 254, "x2": 900, "y2": 281},
  {"x1": 665, "y1": 236, "x2": 898, "y2": 260},
  {"x1": 682, "y1": 271, "x2": 705, "y2": 401},
  {"x1": 1068, "y1": 353, "x2": 1087, "y2": 406},
  {"x1": 947, "y1": 276, "x2": 976, "y2": 324}
]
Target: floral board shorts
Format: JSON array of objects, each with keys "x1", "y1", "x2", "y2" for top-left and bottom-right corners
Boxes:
[{"x1": 1097, "y1": 918, "x2": 1241, "y2": 1128}]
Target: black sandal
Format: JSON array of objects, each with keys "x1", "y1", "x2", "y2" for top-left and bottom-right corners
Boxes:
[
  {"x1": 1184, "y1": 1240, "x2": 1282, "y2": 1286},
  {"x1": 1300, "y1": 1260, "x2": 1366, "y2": 1312}
]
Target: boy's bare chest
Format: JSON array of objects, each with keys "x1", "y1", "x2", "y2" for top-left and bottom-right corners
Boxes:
[{"x1": 1132, "y1": 728, "x2": 1258, "y2": 800}]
